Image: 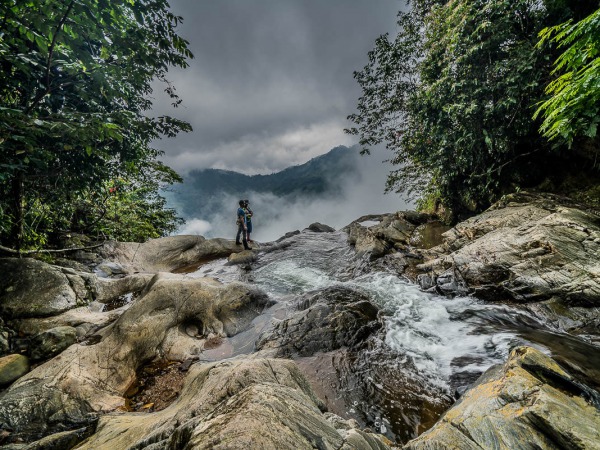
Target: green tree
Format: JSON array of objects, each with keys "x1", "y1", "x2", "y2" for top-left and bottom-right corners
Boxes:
[
  {"x1": 348, "y1": 0, "x2": 598, "y2": 218},
  {"x1": 535, "y1": 7, "x2": 600, "y2": 146},
  {"x1": 0, "y1": 0, "x2": 192, "y2": 249}
]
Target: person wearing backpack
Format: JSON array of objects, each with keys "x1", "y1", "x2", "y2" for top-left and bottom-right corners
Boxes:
[{"x1": 235, "y1": 199, "x2": 251, "y2": 250}]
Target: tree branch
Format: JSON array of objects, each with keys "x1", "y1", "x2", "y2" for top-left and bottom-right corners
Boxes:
[
  {"x1": 471, "y1": 148, "x2": 544, "y2": 179},
  {"x1": 0, "y1": 242, "x2": 105, "y2": 256},
  {"x1": 25, "y1": 0, "x2": 76, "y2": 114}
]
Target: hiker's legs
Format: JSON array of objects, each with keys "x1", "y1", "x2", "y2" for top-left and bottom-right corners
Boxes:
[
  {"x1": 246, "y1": 222, "x2": 253, "y2": 242},
  {"x1": 235, "y1": 224, "x2": 244, "y2": 244},
  {"x1": 242, "y1": 229, "x2": 250, "y2": 249},
  {"x1": 236, "y1": 223, "x2": 250, "y2": 249}
]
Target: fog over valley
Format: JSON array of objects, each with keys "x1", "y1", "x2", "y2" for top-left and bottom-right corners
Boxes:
[{"x1": 169, "y1": 146, "x2": 411, "y2": 242}]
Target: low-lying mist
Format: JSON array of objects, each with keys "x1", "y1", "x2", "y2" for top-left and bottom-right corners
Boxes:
[{"x1": 175, "y1": 147, "x2": 412, "y2": 242}]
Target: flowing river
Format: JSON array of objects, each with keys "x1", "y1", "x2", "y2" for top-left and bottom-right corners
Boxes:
[{"x1": 182, "y1": 229, "x2": 600, "y2": 443}]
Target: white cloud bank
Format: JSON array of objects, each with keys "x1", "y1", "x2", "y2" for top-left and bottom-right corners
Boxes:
[{"x1": 174, "y1": 147, "x2": 413, "y2": 242}]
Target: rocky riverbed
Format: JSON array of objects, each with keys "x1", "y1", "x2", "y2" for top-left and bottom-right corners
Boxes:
[{"x1": 0, "y1": 192, "x2": 599, "y2": 449}]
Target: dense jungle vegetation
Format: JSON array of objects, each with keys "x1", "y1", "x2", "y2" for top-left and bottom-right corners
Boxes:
[
  {"x1": 0, "y1": 0, "x2": 192, "y2": 251},
  {"x1": 347, "y1": 0, "x2": 600, "y2": 220},
  {"x1": 1, "y1": 0, "x2": 599, "y2": 251}
]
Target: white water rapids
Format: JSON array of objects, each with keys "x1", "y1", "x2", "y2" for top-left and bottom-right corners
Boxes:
[
  {"x1": 181, "y1": 228, "x2": 600, "y2": 441},
  {"x1": 189, "y1": 230, "x2": 580, "y2": 392}
]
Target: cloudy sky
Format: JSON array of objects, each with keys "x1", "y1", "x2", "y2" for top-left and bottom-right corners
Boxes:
[{"x1": 153, "y1": 0, "x2": 405, "y2": 175}]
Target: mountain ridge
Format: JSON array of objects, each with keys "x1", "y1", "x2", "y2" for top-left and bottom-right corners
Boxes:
[{"x1": 166, "y1": 145, "x2": 361, "y2": 220}]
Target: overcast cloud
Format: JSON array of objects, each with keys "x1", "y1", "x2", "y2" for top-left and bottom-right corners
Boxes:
[{"x1": 153, "y1": 0, "x2": 404, "y2": 175}]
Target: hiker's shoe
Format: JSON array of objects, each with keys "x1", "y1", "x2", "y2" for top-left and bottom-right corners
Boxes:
[{"x1": 245, "y1": 247, "x2": 252, "y2": 250}]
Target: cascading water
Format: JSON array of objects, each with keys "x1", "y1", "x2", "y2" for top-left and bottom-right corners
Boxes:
[{"x1": 184, "y1": 228, "x2": 600, "y2": 443}]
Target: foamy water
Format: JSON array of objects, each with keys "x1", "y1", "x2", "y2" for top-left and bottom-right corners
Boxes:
[
  {"x1": 181, "y1": 228, "x2": 600, "y2": 442},
  {"x1": 251, "y1": 231, "x2": 546, "y2": 390}
]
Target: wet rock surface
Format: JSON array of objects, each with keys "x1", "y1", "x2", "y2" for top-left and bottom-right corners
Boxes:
[
  {"x1": 226, "y1": 249, "x2": 257, "y2": 266},
  {"x1": 256, "y1": 286, "x2": 381, "y2": 356},
  {"x1": 405, "y1": 346, "x2": 600, "y2": 450},
  {"x1": 99, "y1": 235, "x2": 244, "y2": 273},
  {"x1": 256, "y1": 286, "x2": 452, "y2": 443}
]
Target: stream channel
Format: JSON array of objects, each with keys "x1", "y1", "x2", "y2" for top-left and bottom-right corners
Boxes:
[{"x1": 177, "y1": 228, "x2": 600, "y2": 444}]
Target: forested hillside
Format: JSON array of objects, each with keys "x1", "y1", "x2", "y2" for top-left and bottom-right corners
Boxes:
[
  {"x1": 347, "y1": 0, "x2": 600, "y2": 221},
  {"x1": 169, "y1": 145, "x2": 360, "y2": 220}
]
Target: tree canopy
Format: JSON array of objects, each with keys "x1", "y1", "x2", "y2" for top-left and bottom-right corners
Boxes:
[
  {"x1": 348, "y1": 0, "x2": 600, "y2": 219},
  {"x1": 535, "y1": 7, "x2": 600, "y2": 146},
  {"x1": 0, "y1": 0, "x2": 192, "y2": 250}
]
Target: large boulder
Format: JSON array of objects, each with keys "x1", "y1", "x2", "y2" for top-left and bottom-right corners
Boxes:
[
  {"x1": 0, "y1": 354, "x2": 29, "y2": 386},
  {"x1": 29, "y1": 326, "x2": 77, "y2": 361},
  {"x1": 344, "y1": 212, "x2": 440, "y2": 260},
  {"x1": 0, "y1": 258, "x2": 95, "y2": 319},
  {"x1": 417, "y1": 193, "x2": 600, "y2": 305},
  {"x1": 0, "y1": 258, "x2": 151, "y2": 324},
  {"x1": 256, "y1": 286, "x2": 381, "y2": 357},
  {"x1": 256, "y1": 286, "x2": 452, "y2": 444},
  {"x1": 0, "y1": 273, "x2": 271, "y2": 443},
  {"x1": 75, "y1": 358, "x2": 392, "y2": 450},
  {"x1": 405, "y1": 346, "x2": 600, "y2": 450},
  {"x1": 99, "y1": 235, "x2": 243, "y2": 273},
  {"x1": 307, "y1": 222, "x2": 336, "y2": 233}
]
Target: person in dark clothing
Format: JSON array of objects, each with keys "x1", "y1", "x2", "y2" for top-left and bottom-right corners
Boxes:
[
  {"x1": 235, "y1": 199, "x2": 251, "y2": 250},
  {"x1": 243, "y1": 199, "x2": 253, "y2": 243}
]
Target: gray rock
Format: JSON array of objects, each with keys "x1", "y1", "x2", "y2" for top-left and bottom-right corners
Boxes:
[
  {"x1": 276, "y1": 230, "x2": 301, "y2": 242},
  {"x1": 226, "y1": 249, "x2": 257, "y2": 266},
  {"x1": 29, "y1": 326, "x2": 77, "y2": 361},
  {"x1": 404, "y1": 346, "x2": 600, "y2": 450},
  {"x1": 345, "y1": 222, "x2": 390, "y2": 259},
  {"x1": 417, "y1": 193, "x2": 600, "y2": 305},
  {"x1": 75, "y1": 358, "x2": 392, "y2": 450},
  {"x1": 0, "y1": 354, "x2": 29, "y2": 386},
  {"x1": 0, "y1": 258, "x2": 93, "y2": 318},
  {"x1": 0, "y1": 274, "x2": 272, "y2": 441},
  {"x1": 257, "y1": 286, "x2": 381, "y2": 357},
  {"x1": 99, "y1": 235, "x2": 245, "y2": 273},
  {"x1": 94, "y1": 261, "x2": 127, "y2": 277},
  {"x1": 307, "y1": 222, "x2": 336, "y2": 232},
  {"x1": 344, "y1": 212, "x2": 431, "y2": 259},
  {"x1": 416, "y1": 273, "x2": 436, "y2": 291}
]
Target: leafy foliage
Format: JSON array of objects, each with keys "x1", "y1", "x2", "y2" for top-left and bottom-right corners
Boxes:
[
  {"x1": 68, "y1": 164, "x2": 184, "y2": 242},
  {"x1": 535, "y1": 7, "x2": 600, "y2": 145},
  {"x1": 347, "y1": 0, "x2": 598, "y2": 217},
  {"x1": 0, "y1": 0, "x2": 192, "y2": 248}
]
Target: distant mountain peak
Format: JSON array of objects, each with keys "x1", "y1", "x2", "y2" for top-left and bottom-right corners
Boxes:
[{"x1": 166, "y1": 144, "x2": 361, "y2": 220}]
